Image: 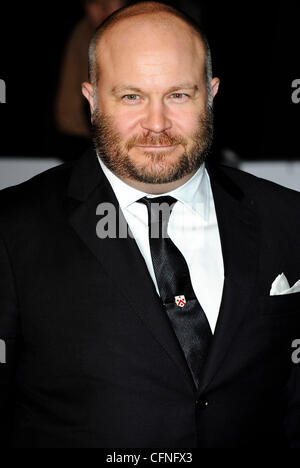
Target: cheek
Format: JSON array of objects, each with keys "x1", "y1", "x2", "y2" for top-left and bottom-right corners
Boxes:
[
  {"x1": 171, "y1": 110, "x2": 200, "y2": 136},
  {"x1": 113, "y1": 111, "x2": 142, "y2": 138}
]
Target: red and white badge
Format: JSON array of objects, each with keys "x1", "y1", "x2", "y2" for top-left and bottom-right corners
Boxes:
[{"x1": 174, "y1": 295, "x2": 186, "y2": 308}]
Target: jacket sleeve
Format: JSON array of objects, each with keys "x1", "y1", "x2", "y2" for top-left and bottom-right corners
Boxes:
[{"x1": 0, "y1": 233, "x2": 21, "y2": 446}]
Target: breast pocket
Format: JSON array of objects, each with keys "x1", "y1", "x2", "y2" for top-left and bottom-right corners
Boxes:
[{"x1": 259, "y1": 291, "x2": 300, "y2": 317}]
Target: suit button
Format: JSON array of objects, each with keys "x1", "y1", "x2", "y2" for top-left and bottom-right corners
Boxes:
[{"x1": 196, "y1": 399, "x2": 209, "y2": 408}]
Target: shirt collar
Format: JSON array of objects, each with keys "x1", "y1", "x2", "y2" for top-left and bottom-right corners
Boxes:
[{"x1": 97, "y1": 153, "x2": 209, "y2": 221}]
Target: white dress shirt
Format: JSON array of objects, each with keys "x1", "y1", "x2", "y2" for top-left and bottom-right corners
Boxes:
[{"x1": 97, "y1": 155, "x2": 224, "y2": 334}]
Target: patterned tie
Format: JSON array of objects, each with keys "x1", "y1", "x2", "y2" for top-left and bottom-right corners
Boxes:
[{"x1": 137, "y1": 195, "x2": 213, "y2": 389}]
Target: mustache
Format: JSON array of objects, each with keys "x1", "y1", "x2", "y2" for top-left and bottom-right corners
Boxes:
[{"x1": 124, "y1": 132, "x2": 188, "y2": 151}]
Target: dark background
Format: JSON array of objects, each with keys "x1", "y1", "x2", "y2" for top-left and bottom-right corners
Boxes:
[{"x1": 0, "y1": 1, "x2": 299, "y2": 161}]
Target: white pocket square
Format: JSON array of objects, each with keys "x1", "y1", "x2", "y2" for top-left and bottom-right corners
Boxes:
[{"x1": 270, "y1": 272, "x2": 300, "y2": 296}]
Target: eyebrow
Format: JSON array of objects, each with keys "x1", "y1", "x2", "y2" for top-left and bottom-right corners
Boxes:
[{"x1": 111, "y1": 83, "x2": 199, "y2": 95}]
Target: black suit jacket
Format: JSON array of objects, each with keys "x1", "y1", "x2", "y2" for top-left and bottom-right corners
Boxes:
[{"x1": 0, "y1": 147, "x2": 300, "y2": 448}]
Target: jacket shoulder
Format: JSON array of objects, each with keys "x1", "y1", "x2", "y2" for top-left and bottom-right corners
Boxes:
[
  {"x1": 209, "y1": 162, "x2": 300, "y2": 200},
  {"x1": 207, "y1": 161, "x2": 300, "y2": 237},
  {"x1": 0, "y1": 159, "x2": 74, "y2": 199},
  {"x1": 0, "y1": 159, "x2": 75, "y2": 228}
]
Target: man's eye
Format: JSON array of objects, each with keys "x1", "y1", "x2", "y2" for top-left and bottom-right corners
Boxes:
[
  {"x1": 123, "y1": 94, "x2": 140, "y2": 102},
  {"x1": 170, "y1": 93, "x2": 188, "y2": 100}
]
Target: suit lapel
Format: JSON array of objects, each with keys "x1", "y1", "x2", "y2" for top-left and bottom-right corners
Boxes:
[
  {"x1": 67, "y1": 148, "x2": 196, "y2": 394},
  {"x1": 196, "y1": 162, "x2": 261, "y2": 397}
]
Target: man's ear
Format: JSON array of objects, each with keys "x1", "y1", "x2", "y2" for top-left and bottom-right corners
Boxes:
[
  {"x1": 210, "y1": 77, "x2": 220, "y2": 99},
  {"x1": 82, "y1": 82, "x2": 95, "y2": 120}
]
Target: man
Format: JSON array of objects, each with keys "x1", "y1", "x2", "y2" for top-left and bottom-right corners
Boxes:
[{"x1": 0, "y1": 1, "x2": 300, "y2": 448}]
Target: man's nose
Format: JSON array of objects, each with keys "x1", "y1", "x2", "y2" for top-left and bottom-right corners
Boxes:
[{"x1": 140, "y1": 101, "x2": 172, "y2": 133}]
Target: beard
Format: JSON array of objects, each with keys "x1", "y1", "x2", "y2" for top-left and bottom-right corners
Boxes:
[{"x1": 91, "y1": 105, "x2": 214, "y2": 184}]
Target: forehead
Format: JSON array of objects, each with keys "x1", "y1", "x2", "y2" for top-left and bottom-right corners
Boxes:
[{"x1": 95, "y1": 14, "x2": 206, "y2": 88}]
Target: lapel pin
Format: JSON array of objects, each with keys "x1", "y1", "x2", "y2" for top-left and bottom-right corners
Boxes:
[{"x1": 174, "y1": 295, "x2": 186, "y2": 308}]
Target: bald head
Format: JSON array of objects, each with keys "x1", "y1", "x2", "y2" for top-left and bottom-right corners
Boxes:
[{"x1": 88, "y1": 1, "x2": 212, "y2": 92}]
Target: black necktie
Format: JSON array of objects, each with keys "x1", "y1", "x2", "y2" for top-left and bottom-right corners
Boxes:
[{"x1": 137, "y1": 195, "x2": 213, "y2": 389}]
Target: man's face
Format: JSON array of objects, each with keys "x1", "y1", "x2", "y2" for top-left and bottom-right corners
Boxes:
[{"x1": 84, "y1": 16, "x2": 219, "y2": 185}]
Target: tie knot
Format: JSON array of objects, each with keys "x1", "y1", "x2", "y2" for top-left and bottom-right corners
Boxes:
[
  {"x1": 137, "y1": 196, "x2": 177, "y2": 238},
  {"x1": 138, "y1": 195, "x2": 176, "y2": 208}
]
